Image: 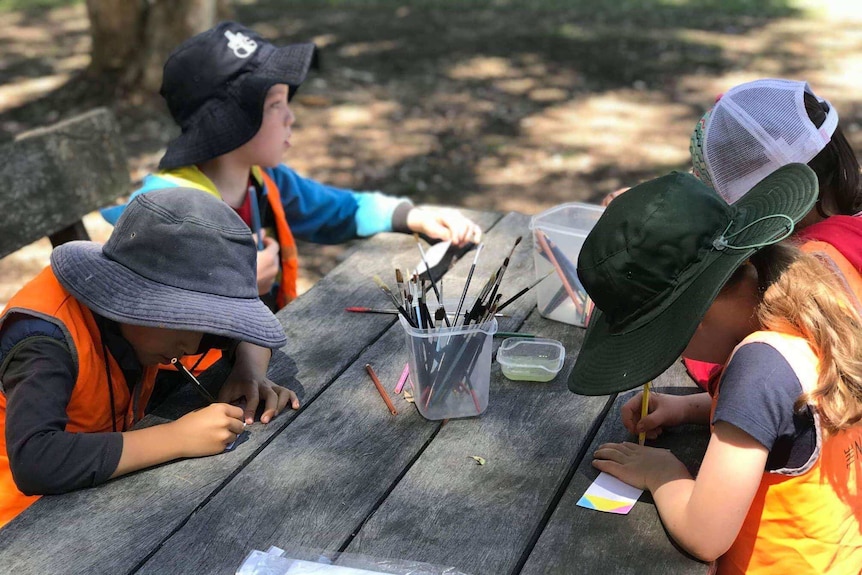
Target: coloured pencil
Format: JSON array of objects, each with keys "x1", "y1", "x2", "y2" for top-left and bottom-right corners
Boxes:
[
  {"x1": 394, "y1": 363, "x2": 410, "y2": 394},
  {"x1": 639, "y1": 382, "x2": 650, "y2": 446},
  {"x1": 365, "y1": 363, "x2": 398, "y2": 415},
  {"x1": 535, "y1": 231, "x2": 585, "y2": 315}
]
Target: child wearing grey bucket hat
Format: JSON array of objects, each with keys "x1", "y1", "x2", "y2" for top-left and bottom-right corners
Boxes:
[
  {"x1": 0, "y1": 188, "x2": 298, "y2": 528},
  {"x1": 571, "y1": 165, "x2": 862, "y2": 571}
]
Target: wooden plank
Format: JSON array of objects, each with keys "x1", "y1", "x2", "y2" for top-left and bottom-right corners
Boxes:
[
  {"x1": 0, "y1": 209, "x2": 502, "y2": 575},
  {"x1": 133, "y1": 212, "x2": 538, "y2": 574},
  {"x1": 0, "y1": 108, "x2": 129, "y2": 258},
  {"x1": 340, "y1": 307, "x2": 611, "y2": 574},
  {"x1": 520, "y1": 365, "x2": 712, "y2": 575}
]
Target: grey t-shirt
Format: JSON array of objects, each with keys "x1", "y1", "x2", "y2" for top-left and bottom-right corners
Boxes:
[{"x1": 712, "y1": 342, "x2": 817, "y2": 471}]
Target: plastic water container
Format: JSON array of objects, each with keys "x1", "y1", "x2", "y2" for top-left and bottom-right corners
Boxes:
[
  {"x1": 530, "y1": 202, "x2": 604, "y2": 327},
  {"x1": 497, "y1": 337, "x2": 566, "y2": 382},
  {"x1": 399, "y1": 315, "x2": 497, "y2": 420}
]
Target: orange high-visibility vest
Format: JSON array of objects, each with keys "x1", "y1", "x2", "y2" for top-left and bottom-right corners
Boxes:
[
  {"x1": 712, "y1": 331, "x2": 862, "y2": 574},
  {"x1": 0, "y1": 267, "x2": 159, "y2": 528},
  {"x1": 156, "y1": 166, "x2": 298, "y2": 374}
]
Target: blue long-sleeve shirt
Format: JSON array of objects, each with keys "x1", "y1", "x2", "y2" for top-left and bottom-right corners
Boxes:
[{"x1": 101, "y1": 164, "x2": 413, "y2": 242}]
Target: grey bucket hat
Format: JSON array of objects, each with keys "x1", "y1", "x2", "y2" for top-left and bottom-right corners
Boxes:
[{"x1": 51, "y1": 188, "x2": 287, "y2": 349}]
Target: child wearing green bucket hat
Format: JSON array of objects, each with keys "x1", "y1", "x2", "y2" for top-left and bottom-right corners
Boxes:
[
  {"x1": 0, "y1": 188, "x2": 297, "y2": 529},
  {"x1": 569, "y1": 164, "x2": 862, "y2": 573}
]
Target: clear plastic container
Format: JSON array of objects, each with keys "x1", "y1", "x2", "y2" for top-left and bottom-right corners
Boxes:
[
  {"x1": 399, "y1": 315, "x2": 497, "y2": 420},
  {"x1": 497, "y1": 337, "x2": 566, "y2": 382},
  {"x1": 530, "y1": 202, "x2": 604, "y2": 327}
]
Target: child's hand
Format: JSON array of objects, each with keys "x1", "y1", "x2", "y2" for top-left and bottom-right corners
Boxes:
[
  {"x1": 219, "y1": 374, "x2": 299, "y2": 424},
  {"x1": 621, "y1": 391, "x2": 688, "y2": 440},
  {"x1": 255, "y1": 229, "x2": 280, "y2": 295},
  {"x1": 592, "y1": 442, "x2": 690, "y2": 491},
  {"x1": 406, "y1": 207, "x2": 482, "y2": 247},
  {"x1": 172, "y1": 403, "x2": 245, "y2": 457},
  {"x1": 601, "y1": 186, "x2": 630, "y2": 207}
]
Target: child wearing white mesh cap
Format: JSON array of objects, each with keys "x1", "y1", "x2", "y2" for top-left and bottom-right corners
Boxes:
[{"x1": 683, "y1": 79, "x2": 862, "y2": 390}]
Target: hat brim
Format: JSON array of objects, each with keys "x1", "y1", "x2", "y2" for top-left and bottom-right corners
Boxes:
[
  {"x1": 568, "y1": 163, "x2": 818, "y2": 395},
  {"x1": 51, "y1": 242, "x2": 287, "y2": 349},
  {"x1": 159, "y1": 42, "x2": 317, "y2": 170}
]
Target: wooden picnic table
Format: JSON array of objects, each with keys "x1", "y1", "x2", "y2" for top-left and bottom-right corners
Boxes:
[{"x1": 0, "y1": 209, "x2": 711, "y2": 575}]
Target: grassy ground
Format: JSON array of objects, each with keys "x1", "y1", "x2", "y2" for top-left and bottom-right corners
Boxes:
[{"x1": 2, "y1": 0, "x2": 861, "y2": 304}]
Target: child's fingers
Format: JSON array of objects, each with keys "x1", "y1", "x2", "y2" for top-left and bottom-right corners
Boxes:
[
  {"x1": 259, "y1": 385, "x2": 280, "y2": 424},
  {"x1": 620, "y1": 392, "x2": 643, "y2": 433},
  {"x1": 243, "y1": 388, "x2": 260, "y2": 425},
  {"x1": 226, "y1": 416, "x2": 245, "y2": 436}
]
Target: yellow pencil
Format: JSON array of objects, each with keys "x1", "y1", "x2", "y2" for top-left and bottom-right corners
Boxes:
[{"x1": 638, "y1": 382, "x2": 651, "y2": 446}]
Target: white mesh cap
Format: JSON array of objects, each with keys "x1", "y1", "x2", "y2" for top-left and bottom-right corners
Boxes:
[{"x1": 703, "y1": 78, "x2": 838, "y2": 203}]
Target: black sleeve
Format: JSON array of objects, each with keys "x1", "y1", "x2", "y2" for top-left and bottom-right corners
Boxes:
[
  {"x1": 3, "y1": 337, "x2": 123, "y2": 495},
  {"x1": 712, "y1": 342, "x2": 816, "y2": 470}
]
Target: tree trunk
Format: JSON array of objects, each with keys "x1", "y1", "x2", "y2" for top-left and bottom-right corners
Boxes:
[{"x1": 85, "y1": 0, "x2": 232, "y2": 95}]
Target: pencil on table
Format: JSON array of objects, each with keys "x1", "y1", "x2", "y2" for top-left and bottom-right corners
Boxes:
[
  {"x1": 639, "y1": 382, "x2": 650, "y2": 446},
  {"x1": 365, "y1": 363, "x2": 398, "y2": 415}
]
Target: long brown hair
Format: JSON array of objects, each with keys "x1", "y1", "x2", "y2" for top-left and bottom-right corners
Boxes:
[
  {"x1": 804, "y1": 92, "x2": 862, "y2": 216},
  {"x1": 750, "y1": 243, "x2": 862, "y2": 432}
]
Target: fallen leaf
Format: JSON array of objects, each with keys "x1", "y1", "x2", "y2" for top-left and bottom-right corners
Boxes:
[{"x1": 469, "y1": 456, "x2": 486, "y2": 465}]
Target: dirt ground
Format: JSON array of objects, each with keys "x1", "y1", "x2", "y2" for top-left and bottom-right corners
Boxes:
[{"x1": 2, "y1": 0, "x2": 861, "y2": 306}]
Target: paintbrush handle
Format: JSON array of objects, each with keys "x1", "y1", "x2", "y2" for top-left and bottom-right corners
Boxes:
[{"x1": 171, "y1": 358, "x2": 216, "y2": 403}]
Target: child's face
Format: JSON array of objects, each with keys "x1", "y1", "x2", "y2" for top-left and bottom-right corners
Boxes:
[
  {"x1": 682, "y1": 265, "x2": 761, "y2": 365},
  {"x1": 119, "y1": 324, "x2": 204, "y2": 366},
  {"x1": 236, "y1": 84, "x2": 295, "y2": 167}
]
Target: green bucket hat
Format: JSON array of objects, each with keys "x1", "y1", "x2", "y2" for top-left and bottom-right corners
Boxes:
[{"x1": 568, "y1": 163, "x2": 818, "y2": 396}]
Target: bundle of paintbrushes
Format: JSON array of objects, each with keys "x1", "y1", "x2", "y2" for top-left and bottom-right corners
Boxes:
[{"x1": 370, "y1": 236, "x2": 547, "y2": 420}]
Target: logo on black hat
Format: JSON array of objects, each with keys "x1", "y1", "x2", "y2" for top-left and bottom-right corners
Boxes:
[{"x1": 224, "y1": 30, "x2": 257, "y2": 58}]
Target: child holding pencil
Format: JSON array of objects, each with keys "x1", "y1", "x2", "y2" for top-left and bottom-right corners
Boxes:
[
  {"x1": 569, "y1": 164, "x2": 862, "y2": 573},
  {"x1": 0, "y1": 189, "x2": 297, "y2": 529}
]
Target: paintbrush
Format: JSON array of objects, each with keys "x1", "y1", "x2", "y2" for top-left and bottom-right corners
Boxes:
[
  {"x1": 484, "y1": 236, "x2": 522, "y2": 313},
  {"x1": 496, "y1": 271, "x2": 554, "y2": 313},
  {"x1": 170, "y1": 358, "x2": 216, "y2": 403},
  {"x1": 372, "y1": 275, "x2": 418, "y2": 328},
  {"x1": 395, "y1": 268, "x2": 407, "y2": 308},
  {"x1": 453, "y1": 243, "x2": 483, "y2": 327},
  {"x1": 414, "y1": 234, "x2": 451, "y2": 327},
  {"x1": 345, "y1": 307, "x2": 510, "y2": 318}
]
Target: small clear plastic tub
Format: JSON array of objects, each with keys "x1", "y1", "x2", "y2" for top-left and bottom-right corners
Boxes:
[{"x1": 497, "y1": 337, "x2": 566, "y2": 382}]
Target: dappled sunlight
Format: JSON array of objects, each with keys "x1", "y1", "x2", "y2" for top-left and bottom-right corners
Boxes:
[
  {"x1": 448, "y1": 56, "x2": 516, "y2": 80},
  {"x1": 2, "y1": 0, "x2": 862, "y2": 298}
]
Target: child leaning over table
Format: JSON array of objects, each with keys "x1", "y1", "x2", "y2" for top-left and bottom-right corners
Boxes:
[
  {"x1": 569, "y1": 164, "x2": 862, "y2": 573},
  {"x1": 606, "y1": 79, "x2": 862, "y2": 391},
  {"x1": 101, "y1": 21, "x2": 481, "y2": 374},
  {"x1": 0, "y1": 189, "x2": 298, "y2": 529}
]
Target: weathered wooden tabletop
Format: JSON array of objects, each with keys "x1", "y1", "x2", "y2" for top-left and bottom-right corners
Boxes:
[{"x1": 0, "y1": 210, "x2": 711, "y2": 575}]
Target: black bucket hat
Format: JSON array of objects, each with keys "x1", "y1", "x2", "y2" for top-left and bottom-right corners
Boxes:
[
  {"x1": 51, "y1": 188, "x2": 287, "y2": 349},
  {"x1": 158, "y1": 21, "x2": 318, "y2": 170},
  {"x1": 568, "y1": 163, "x2": 818, "y2": 396}
]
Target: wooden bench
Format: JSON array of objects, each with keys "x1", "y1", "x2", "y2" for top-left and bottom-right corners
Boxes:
[{"x1": 0, "y1": 107, "x2": 129, "y2": 259}]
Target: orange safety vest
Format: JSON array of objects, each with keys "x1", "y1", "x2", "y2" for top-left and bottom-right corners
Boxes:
[
  {"x1": 711, "y1": 331, "x2": 862, "y2": 574},
  {"x1": 0, "y1": 267, "x2": 159, "y2": 528},
  {"x1": 155, "y1": 166, "x2": 298, "y2": 374}
]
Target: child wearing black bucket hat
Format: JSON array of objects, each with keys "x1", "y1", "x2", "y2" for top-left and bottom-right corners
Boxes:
[
  {"x1": 0, "y1": 188, "x2": 298, "y2": 529},
  {"x1": 101, "y1": 21, "x2": 481, "y2": 313},
  {"x1": 569, "y1": 164, "x2": 862, "y2": 572}
]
